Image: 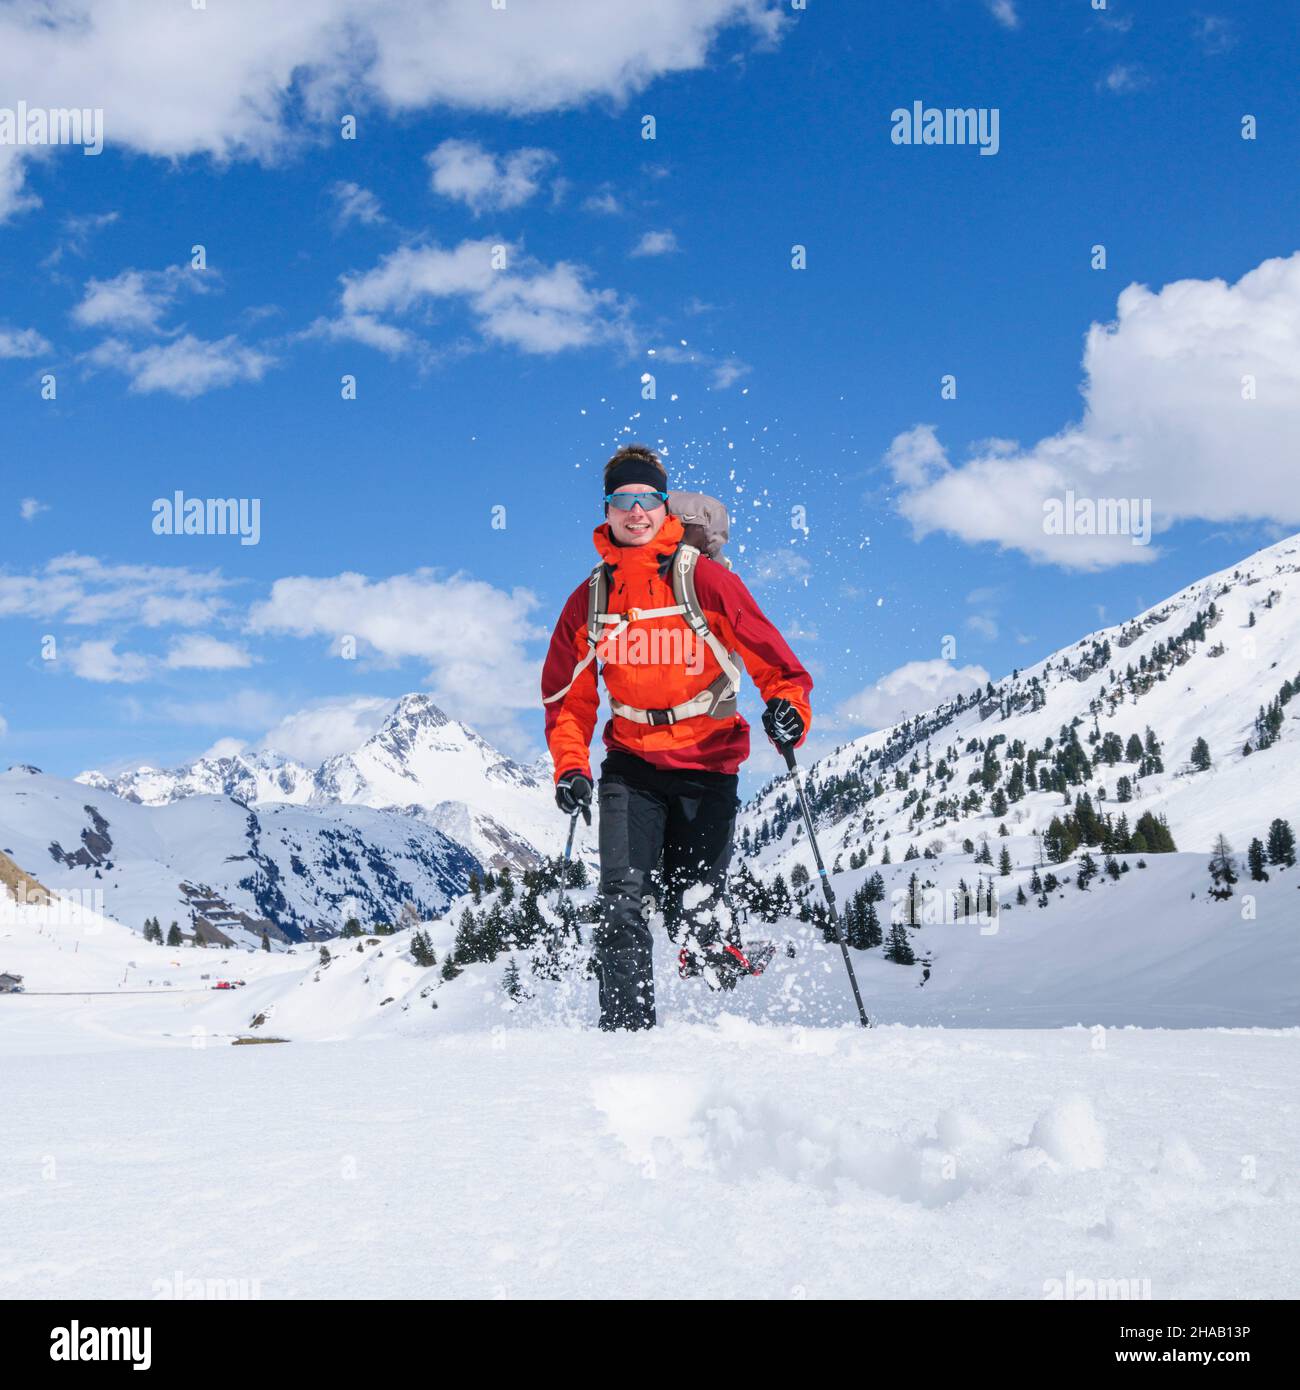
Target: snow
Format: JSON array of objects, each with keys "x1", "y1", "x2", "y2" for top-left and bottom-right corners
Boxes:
[
  {"x1": 2, "y1": 1021, "x2": 1296, "y2": 1298},
  {"x1": 5, "y1": 532, "x2": 1300, "y2": 1298}
]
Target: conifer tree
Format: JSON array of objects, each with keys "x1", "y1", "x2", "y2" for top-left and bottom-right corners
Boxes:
[
  {"x1": 1208, "y1": 834, "x2": 1238, "y2": 898},
  {"x1": 1266, "y1": 818, "x2": 1296, "y2": 867},
  {"x1": 1247, "y1": 838, "x2": 1269, "y2": 882}
]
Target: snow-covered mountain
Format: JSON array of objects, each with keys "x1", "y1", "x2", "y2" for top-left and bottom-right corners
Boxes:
[
  {"x1": 79, "y1": 693, "x2": 562, "y2": 869},
  {"x1": 0, "y1": 767, "x2": 480, "y2": 944},
  {"x1": 740, "y1": 530, "x2": 1300, "y2": 897}
]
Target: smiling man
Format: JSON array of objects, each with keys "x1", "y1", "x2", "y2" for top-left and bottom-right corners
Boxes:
[{"x1": 541, "y1": 444, "x2": 813, "y2": 1031}]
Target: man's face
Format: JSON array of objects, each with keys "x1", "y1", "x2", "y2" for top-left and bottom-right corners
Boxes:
[{"x1": 606, "y1": 482, "x2": 667, "y2": 546}]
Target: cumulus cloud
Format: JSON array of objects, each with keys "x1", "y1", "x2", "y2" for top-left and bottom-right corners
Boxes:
[
  {"x1": 426, "y1": 139, "x2": 555, "y2": 213},
  {"x1": 0, "y1": 0, "x2": 785, "y2": 222},
  {"x1": 0, "y1": 554, "x2": 232, "y2": 628},
  {"x1": 986, "y1": 0, "x2": 1019, "y2": 29},
  {"x1": 258, "y1": 695, "x2": 398, "y2": 763},
  {"x1": 65, "y1": 639, "x2": 152, "y2": 684},
  {"x1": 837, "y1": 659, "x2": 990, "y2": 731},
  {"x1": 0, "y1": 325, "x2": 51, "y2": 358},
  {"x1": 165, "y1": 634, "x2": 253, "y2": 670},
  {"x1": 330, "y1": 181, "x2": 386, "y2": 228},
  {"x1": 582, "y1": 188, "x2": 622, "y2": 215},
  {"x1": 19, "y1": 498, "x2": 49, "y2": 522},
  {"x1": 631, "y1": 229, "x2": 679, "y2": 257},
  {"x1": 246, "y1": 569, "x2": 546, "y2": 741},
  {"x1": 889, "y1": 253, "x2": 1300, "y2": 570},
  {"x1": 72, "y1": 266, "x2": 204, "y2": 333},
  {"x1": 319, "y1": 238, "x2": 630, "y2": 356},
  {"x1": 85, "y1": 333, "x2": 275, "y2": 397}
]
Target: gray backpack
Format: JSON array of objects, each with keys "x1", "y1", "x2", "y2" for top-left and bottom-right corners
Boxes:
[{"x1": 668, "y1": 490, "x2": 732, "y2": 570}]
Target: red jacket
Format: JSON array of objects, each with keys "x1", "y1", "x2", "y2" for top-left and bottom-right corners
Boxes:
[{"x1": 541, "y1": 513, "x2": 812, "y2": 780}]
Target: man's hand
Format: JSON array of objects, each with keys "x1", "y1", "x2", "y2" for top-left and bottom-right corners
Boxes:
[
  {"x1": 555, "y1": 770, "x2": 593, "y2": 824},
  {"x1": 762, "y1": 697, "x2": 805, "y2": 748}
]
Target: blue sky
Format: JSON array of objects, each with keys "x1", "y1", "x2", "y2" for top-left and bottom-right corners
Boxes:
[{"x1": 1, "y1": 0, "x2": 1298, "y2": 799}]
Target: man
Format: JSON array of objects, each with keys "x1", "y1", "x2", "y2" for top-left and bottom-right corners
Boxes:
[{"x1": 540, "y1": 444, "x2": 812, "y2": 1031}]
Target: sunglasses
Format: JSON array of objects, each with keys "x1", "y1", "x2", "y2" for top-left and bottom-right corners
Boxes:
[{"x1": 605, "y1": 490, "x2": 669, "y2": 512}]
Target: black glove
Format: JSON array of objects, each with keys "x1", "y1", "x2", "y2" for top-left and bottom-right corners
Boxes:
[
  {"x1": 762, "y1": 697, "x2": 805, "y2": 748},
  {"x1": 555, "y1": 770, "x2": 593, "y2": 824}
]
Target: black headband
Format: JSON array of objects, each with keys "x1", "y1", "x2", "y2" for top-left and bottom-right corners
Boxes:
[{"x1": 604, "y1": 457, "x2": 667, "y2": 496}]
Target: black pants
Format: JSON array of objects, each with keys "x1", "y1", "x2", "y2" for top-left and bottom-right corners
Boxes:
[{"x1": 594, "y1": 749, "x2": 740, "y2": 1030}]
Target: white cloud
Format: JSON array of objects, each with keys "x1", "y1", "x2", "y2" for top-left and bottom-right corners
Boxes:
[
  {"x1": 0, "y1": 711, "x2": 8, "y2": 738},
  {"x1": 43, "y1": 209, "x2": 119, "y2": 267},
  {"x1": 199, "y1": 736, "x2": 249, "y2": 760},
  {"x1": 19, "y1": 498, "x2": 49, "y2": 522},
  {"x1": 258, "y1": 695, "x2": 397, "y2": 763},
  {"x1": 582, "y1": 188, "x2": 622, "y2": 215},
  {"x1": 0, "y1": 325, "x2": 51, "y2": 358},
  {"x1": 631, "y1": 229, "x2": 679, "y2": 257},
  {"x1": 1099, "y1": 63, "x2": 1149, "y2": 93},
  {"x1": 884, "y1": 423, "x2": 948, "y2": 488},
  {"x1": 986, "y1": 0, "x2": 1019, "y2": 29},
  {"x1": 165, "y1": 634, "x2": 253, "y2": 670},
  {"x1": 304, "y1": 310, "x2": 417, "y2": 358},
  {"x1": 66, "y1": 639, "x2": 152, "y2": 684},
  {"x1": 72, "y1": 266, "x2": 202, "y2": 333},
  {"x1": 85, "y1": 333, "x2": 275, "y2": 397},
  {"x1": 0, "y1": 554, "x2": 232, "y2": 628},
  {"x1": 0, "y1": 1, "x2": 786, "y2": 222},
  {"x1": 890, "y1": 253, "x2": 1300, "y2": 570},
  {"x1": 837, "y1": 659, "x2": 990, "y2": 731},
  {"x1": 648, "y1": 341, "x2": 750, "y2": 389},
  {"x1": 247, "y1": 568, "x2": 546, "y2": 741},
  {"x1": 746, "y1": 548, "x2": 811, "y2": 587},
  {"x1": 426, "y1": 139, "x2": 555, "y2": 213},
  {"x1": 330, "y1": 181, "x2": 386, "y2": 228},
  {"x1": 325, "y1": 238, "x2": 630, "y2": 356}
]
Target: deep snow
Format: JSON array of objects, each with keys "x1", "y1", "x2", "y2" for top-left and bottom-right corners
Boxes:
[{"x1": 2, "y1": 1023, "x2": 1296, "y2": 1299}]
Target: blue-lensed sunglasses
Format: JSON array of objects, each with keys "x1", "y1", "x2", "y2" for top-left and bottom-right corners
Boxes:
[{"x1": 604, "y1": 490, "x2": 669, "y2": 511}]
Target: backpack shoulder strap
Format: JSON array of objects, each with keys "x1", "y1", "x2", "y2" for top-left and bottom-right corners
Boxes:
[
  {"x1": 671, "y1": 544, "x2": 707, "y2": 634},
  {"x1": 585, "y1": 561, "x2": 608, "y2": 650},
  {"x1": 671, "y1": 545, "x2": 744, "y2": 701},
  {"x1": 541, "y1": 564, "x2": 610, "y2": 706}
]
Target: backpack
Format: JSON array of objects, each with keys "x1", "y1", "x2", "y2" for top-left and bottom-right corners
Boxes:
[
  {"x1": 541, "y1": 493, "x2": 742, "y2": 724},
  {"x1": 667, "y1": 490, "x2": 733, "y2": 570}
]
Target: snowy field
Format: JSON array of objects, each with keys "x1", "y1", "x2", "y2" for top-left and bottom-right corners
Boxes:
[{"x1": 3, "y1": 1017, "x2": 1297, "y2": 1300}]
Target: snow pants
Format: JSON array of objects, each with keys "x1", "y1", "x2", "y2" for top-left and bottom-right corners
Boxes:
[{"x1": 594, "y1": 749, "x2": 740, "y2": 1031}]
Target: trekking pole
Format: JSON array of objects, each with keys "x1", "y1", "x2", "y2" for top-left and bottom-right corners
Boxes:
[
  {"x1": 780, "y1": 744, "x2": 871, "y2": 1028},
  {"x1": 552, "y1": 810, "x2": 582, "y2": 945}
]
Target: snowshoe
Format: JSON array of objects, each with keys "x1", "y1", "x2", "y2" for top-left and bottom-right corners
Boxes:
[{"x1": 678, "y1": 937, "x2": 776, "y2": 991}]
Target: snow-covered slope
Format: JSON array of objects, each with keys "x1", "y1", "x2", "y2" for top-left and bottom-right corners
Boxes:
[
  {"x1": 0, "y1": 768, "x2": 480, "y2": 944},
  {"x1": 78, "y1": 693, "x2": 561, "y2": 869},
  {"x1": 742, "y1": 531, "x2": 1300, "y2": 880}
]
